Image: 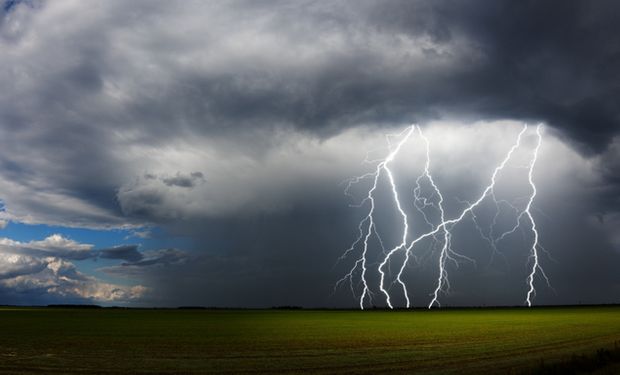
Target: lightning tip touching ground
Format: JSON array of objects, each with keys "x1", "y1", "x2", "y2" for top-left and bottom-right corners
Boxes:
[{"x1": 336, "y1": 123, "x2": 550, "y2": 309}]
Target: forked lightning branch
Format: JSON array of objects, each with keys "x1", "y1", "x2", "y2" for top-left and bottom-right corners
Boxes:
[{"x1": 336, "y1": 124, "x2": 550, "y2": 309}]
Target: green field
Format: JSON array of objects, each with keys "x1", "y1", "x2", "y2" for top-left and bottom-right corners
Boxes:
[{"x1": 1, "y1": 306, "x2": 619, "y2": 374}]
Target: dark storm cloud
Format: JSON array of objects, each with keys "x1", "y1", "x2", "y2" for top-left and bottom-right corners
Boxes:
[
  {"x1": 98, "y1": 245, "x2": 142, "y2": 263},
  {"x1": 89, "y1": 0, "x2": 619, "y2": 151},
  {"x1": 124, "y1": 248, "x2": 188, "y2": 267},
  {"x1": 97, "y1": 196, "x2": 620, "y2": 308},
  {"x1": 0, "y1": 0, "x2": 619, "y2": 307},
  {"x1": 369, "y1": 0, "x2": 620, "y2": 152},
  {"x1": 99, "y1": 249, "x2": 191, "y2": 283},
  {"x1": 100, "y1": 205, "x2": 360, "y2": 307},
  {"x1": 1, "y1": 0, "x2": 618, "y2": 228},
  {"x1": 162, "y1": 172, "x2": 204, "y2": 188},
  {"x1": 3, "y1": 1, "x2": 618, "y2": 148}
]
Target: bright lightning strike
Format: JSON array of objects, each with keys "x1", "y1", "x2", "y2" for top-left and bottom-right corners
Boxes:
[
  {"x1": 336, "y1": 123, "x2": 550, "y2": 309},
  {"x1": 336, "y1": 126, "x2": 416, "y2": 310},
  {"x1": 524, "y1": 125, "x2": 550, "y2": 306}
]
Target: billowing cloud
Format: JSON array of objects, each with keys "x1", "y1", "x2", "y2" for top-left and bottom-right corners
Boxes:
[
  {"x1": 0, "y1": 234, "x2": 147, "y2": 303},
  {"x1": 0, "y1": 258, "x2": 147, "y2": 302},
  {"x1": 0, "y1": 252, "x2": 46, "y2": 279},
  {"x1": 0, "y1": 0, "x2": 618, "y2": 228},
  {"x1": 162, "y1": 172, "x2": 205, "y2": 188},
  {"x1": 0, "y1": 254, "x2": 147, "y2": 304},
  {"x1": 0, "y1": 1, "x2": 618, "y2": 306},
  {"x1": 0, "y1": 234, "x2": 94, "y2": 260}
]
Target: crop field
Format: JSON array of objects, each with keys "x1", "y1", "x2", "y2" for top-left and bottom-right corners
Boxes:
[{"x1": 0, "y1": 306, "x2": 619, "y2": 374}]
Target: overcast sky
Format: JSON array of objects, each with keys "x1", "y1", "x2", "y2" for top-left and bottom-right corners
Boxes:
[{"x1": 0, "y1": 0, "x2": 618, "y2": 307}]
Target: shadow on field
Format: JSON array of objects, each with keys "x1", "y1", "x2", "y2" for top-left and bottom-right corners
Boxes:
[{"x1": 532, "y1": 341, "x2": 620, "y2": 374}]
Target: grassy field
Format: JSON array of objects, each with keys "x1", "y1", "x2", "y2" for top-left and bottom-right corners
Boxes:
[{"x1": 0, "y1": 306, "x2": 619, "y2": 374}]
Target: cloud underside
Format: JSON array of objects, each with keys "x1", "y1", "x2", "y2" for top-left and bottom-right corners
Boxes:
[
  {"x1": 0, "y1": 0, "x2": 618, "y2": 229},
  {"x1": 0, "y1": 1, "x2": 619, "y2": 306}
]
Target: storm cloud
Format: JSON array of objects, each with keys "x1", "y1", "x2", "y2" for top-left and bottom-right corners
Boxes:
[{"x1": 0, "y1": 0, "x2": 618, "y2": 307}]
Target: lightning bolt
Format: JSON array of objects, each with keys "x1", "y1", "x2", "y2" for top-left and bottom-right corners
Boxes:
[
  {"x1": 489, "y1": 124, "x2": 551, "y2": 305},
  {"x1": 337, "y1": 123, "x2": 550, "y2": 309},
  {"x1": 523, "y1": 125, "x2": 550, "y2": 305},
  {"x1": 336, "y1": 126, "x2": 416, "y2": 309}
]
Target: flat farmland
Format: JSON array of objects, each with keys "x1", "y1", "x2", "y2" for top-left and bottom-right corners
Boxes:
[{"x1": 0, "y1": 306, "x2": 619, "y2": 374}]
